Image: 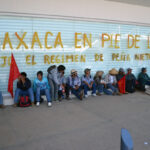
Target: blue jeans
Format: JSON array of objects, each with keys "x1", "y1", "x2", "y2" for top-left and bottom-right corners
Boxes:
[
  {"x1": 83, "y1": 83, "x2": 96, "y2": 95},
  {"x1": 48, "y1": 79, "x2": 58, "y2": 101},
  {"x1": 14, "y1": 88, "x2": 34, "y2": 104},
  {"x1": 146, "y1": 81, "x2": 150, "y2": 86},
  {"x1": 107, "y1": 83, "x2": 118, "y2": 93},
  {"x1": 36, "y1": 88, "x2": 51, "y2": 102},
  {"x1": 71, "y1": 86, "x2": 82, "y2": 99},
  {"x1": 97, "y1": 84, "x2": 112, "y2": 95},
  {"x1": 0, "y1": 91, "x2": 3, "y2": 105}
]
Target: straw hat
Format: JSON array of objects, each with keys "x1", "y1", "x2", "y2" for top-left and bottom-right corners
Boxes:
[{"x1": 109, "y1": 68, "x2": 118, "y2": 75}]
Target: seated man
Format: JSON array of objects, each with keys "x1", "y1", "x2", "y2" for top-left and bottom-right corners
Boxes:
[
  {"x1": 67, "y1": 69, "x2": 83, "y2": 100},
  {"x1": 33, "y1": 71, "x2": 52, "y2": 107},
  {"x1": 82, "y1": 68, "x2": 96, "y2": 98},
  {"x1": 0, "y1": 91, "x2": 4, "y2": 108},
  {"x1": 105, "y1": 68, "x2": 121, "y2": 95},
  {"x1": 126, "y1": 68, "x2": 136, "y2": 93},
  {"x1": 94, "y1": 71, "x2": 112, "y2": 95},
  {"x1": 138, "y1": 68, "x2": 150, "y2": 91},
  {"x1": 14, "y1": 72, "x2": 34, "y2": 107}
]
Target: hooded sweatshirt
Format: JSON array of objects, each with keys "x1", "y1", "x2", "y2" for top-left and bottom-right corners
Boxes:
[{"x1": 47, "y1": 66, "x2": 61, "y2": 85}]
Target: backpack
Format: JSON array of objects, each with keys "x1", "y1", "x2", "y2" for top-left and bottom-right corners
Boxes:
[{"x1": 18, "y1": 96, "x2": 31, "y2": 107}]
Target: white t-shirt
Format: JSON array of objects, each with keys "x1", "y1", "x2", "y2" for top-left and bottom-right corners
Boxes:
[{"x1": 110, "y1": 75, "x2": 114, "y2": 84}]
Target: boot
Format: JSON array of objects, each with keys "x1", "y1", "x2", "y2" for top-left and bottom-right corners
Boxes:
[{"x1": 79, "y1": 90, "x2": 84, "y2": 100}]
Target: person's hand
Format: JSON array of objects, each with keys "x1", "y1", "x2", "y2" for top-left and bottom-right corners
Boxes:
[
  {"x1": 112, "y1": 83, "x2": 116, "y2": 86},
  {"x1": 75, "y1": 85, "x2": 79, "y2": 90},
  {"x1": 18, "y1": 75, "x2": 21, "y2": 80},
  {"x1": 88, "y1": 84, "x2": 92, "y2": 89},
  {"x1": 90, "y1": 82, "x2": 93, "y2": 88},
  {"x1": 101, "y1": 80, "x2": 105, "y2": 84},
  {"x1": 102, "y1": 83, "x2": 106, "y2": 86},
  {"x1": 104, "y1": 84, "x2": 107, "y2": 88},
  {"x1": 21, "y1": 78, "x2": 25, "y2": 84},
  {"x1": 61, "y1": 85, "x2": 65, "y2": 89}
]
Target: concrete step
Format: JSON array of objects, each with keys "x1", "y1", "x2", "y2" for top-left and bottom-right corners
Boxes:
[{"x1": 2, "y1": 90, "x2": 111, "y2": 106}]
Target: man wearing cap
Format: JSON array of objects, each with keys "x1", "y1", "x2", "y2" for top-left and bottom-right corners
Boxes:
[
  {"x1": 67, "y1": 69, "x2": 84, "y2": 100},
  {"x1": 126, "y1": 68, "x2": 136, "y2": 93},
  {"x1": 82, "y1": 68, "x2": 96, "y2": 98},
  {"x1": 138, "y1": 68, "x2": 150, "y2": 91},
  {"x1": 105, "y1": 68, "x2": 121, "y2": 95}
]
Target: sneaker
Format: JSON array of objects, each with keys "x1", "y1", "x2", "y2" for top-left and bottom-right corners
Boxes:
[
  {"x1": 48, "y1": 102, "x2": 52, "y2": 107},
  {"x1": 92, "y1": 93, "x2": 97, "y2": 97},
  {"x1": 85, "y1": 94, "x2": 88, "y2": 98},
  {"x1": 36, "y1": 102, "x2": 40, "y2": 106}
]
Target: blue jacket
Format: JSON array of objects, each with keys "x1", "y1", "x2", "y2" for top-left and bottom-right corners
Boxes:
[
  {"x1": 33, "y1": 77, "x2": 50, "y2": 92},
  {"x1": 81, "y1": 75, "x2": 93, "y2": 84}
]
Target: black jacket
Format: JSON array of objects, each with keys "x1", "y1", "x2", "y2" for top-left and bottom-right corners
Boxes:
[{"x1": 17, "y1": 78, "x2": 31, "y2": 91}]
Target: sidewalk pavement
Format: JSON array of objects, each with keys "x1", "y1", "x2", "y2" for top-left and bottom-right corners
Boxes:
[{"x1": 0, "y1": 92, "x2": 150, "y2": 150}]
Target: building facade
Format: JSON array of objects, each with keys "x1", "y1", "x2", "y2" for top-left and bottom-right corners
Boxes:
[{"x1": 0, "y1": 0, "x2": 150, "y2": 96}]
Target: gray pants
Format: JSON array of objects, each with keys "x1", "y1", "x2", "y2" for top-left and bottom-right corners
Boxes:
[{"x1": 48, "y1": 79, "x2": 59, "y2": 101}]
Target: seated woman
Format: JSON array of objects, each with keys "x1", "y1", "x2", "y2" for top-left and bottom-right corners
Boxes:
[
  {"x1": 14, "y1": 72, "x2": 34, "y2": 107},
  {"x1": 126, "y1": 68, "x2": 136, "y2": 93},
  {"x1": 116, "y1": 68, "x2": 125, "y2": 81},
  {"x1": 33, "y1": 71, "x2": 52, "y2": 107},
  {"x1": 0, "y1": 91, "x2": 4, "y2": 108},
  {"x1": 116, "y1": 68, "x2": 128, "y2": 94},
  {"x1": 67, "y1": 69, "x2": 83, "y2": 100},
  {"x1": 105, "y1": 68, "x2": 121, "y2": 95},
  {"x1": 94, "y1": 71, "x2": 113, "y2": 95},
  {"x1": 138, "y1": 68, "x2": 150, "y2": 91},
  {"x1": 82, "y1": 68, "x2": 96, "y2": 98}
]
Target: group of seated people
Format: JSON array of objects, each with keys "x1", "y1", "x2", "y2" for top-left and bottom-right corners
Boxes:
[{"x1": 0, "y1": 65, "x2": 150, "y2": 108}]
